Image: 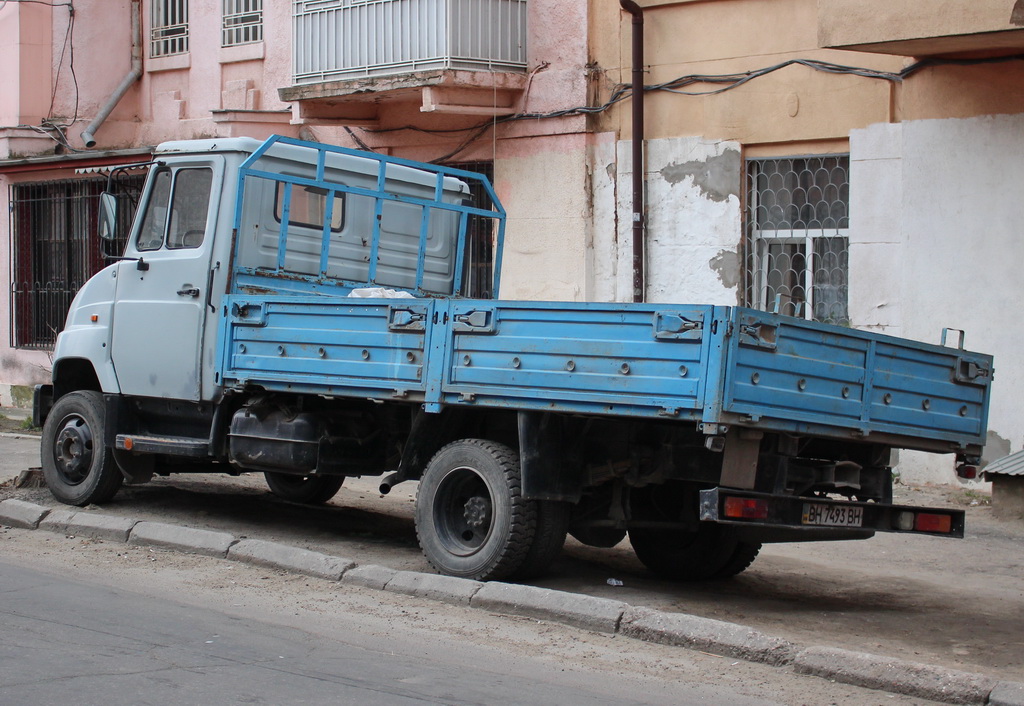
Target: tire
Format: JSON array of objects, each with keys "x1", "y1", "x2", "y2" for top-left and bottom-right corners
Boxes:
[
  {"x1": 41, "y1": 391, "x2": 123, "y2": 506},
  {"x1": 569, "y1": 526, "x2": 627, "y2": 548},
  {"x1": 711, "y1": 541, "x2": 762, "y2": 579},
  {"x1": 415, "y1": 439, "x2": 536, "y2": 581},
  {"x1": 628, "y1": 523, "x2": 740, "y2": 581},
  {"x1": 509, "y1": 500, "x2": 571, "y2": 580},
  {"x1": 264, "y1": 472, "x2": 345, "y2": 504}
]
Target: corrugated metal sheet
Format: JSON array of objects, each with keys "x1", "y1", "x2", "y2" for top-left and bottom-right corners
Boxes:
[{"x1": 985, "y1": 450, "x2": 1024, "y2": 477}]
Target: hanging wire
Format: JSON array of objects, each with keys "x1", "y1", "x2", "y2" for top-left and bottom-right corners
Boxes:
[
  {"x1": 4, "y1": 0, "x2": 81, "y2": 152},
  {"x1": 357, "y1": 53, "x2": 1024, "y2": 159}
]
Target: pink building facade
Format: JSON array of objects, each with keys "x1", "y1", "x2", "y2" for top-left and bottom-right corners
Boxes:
[{"x1": 0, "y1": 0, "x2": 593, "y2": 404}]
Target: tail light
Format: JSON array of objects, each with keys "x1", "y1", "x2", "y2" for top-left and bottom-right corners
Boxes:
[
  {"x1": 724, "y1": 497, "x2": 769, "y2": 520},
  {"x1": 915, "y1": 512, "x2": 953, "y2": 533},
  {"x1": 956, "y1": 463, "x2": 979, "y2": 480}
]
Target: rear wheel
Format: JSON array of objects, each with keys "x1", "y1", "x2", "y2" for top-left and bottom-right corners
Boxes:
[
  {"x1": 629, "y1": 524, "x2": 745, "y2": 581},
  {"x1": 415, "y1": 439, "x2": 536, "y2": 581},
  {"x1": 41, "y1": 391, "x2": 123, "y2": 506},
  {"x1": 510, "y1": 500, "x2": 571, "y2": 580},
  {"x1": 264, "y1": 472, "x2": 345, "y2": 504},
  {"x1": 711, "y1": 540, "x2": 761, "y2": 579}
]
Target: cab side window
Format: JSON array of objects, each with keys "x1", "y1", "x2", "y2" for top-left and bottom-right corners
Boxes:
[
  {"x1": 137, "y1": 170, "x2": 171, "y2": 251},
  {"x1": 167, "y1": 169, "x2": 213, "y2": 249},
  {"x1": 136, "y1": 168, "x2": 214, "y2": 251}
]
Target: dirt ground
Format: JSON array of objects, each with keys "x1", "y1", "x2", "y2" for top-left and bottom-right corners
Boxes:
[{"x1": 3, "y1": 426, "x2": 1022, "y2": 687}]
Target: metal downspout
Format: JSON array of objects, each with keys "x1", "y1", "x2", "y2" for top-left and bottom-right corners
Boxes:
[
  {"x1": 81, "y1": 0, "x2": 142, "y2": 148},
  {"x1": 620, "y1": 0, "x2": 645, "y2": 303}
]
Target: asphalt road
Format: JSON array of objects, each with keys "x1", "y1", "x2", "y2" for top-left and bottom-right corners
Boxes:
[{"x1": 0, "y1": 558, "x2": 786, "y2": 706}]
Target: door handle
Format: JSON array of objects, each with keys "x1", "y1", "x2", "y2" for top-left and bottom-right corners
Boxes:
[{"x1": 177, "y1": 285, "x2": 200, "y2": 298}]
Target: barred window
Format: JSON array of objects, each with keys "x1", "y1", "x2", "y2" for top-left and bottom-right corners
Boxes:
[
  {"x1": 10, "y1": 177, "x2": 143, "y2": 349},
  {"x1": 222, "y1": 0, "x2": 262, "y2": 47},
  {"x1": 152, "y1": 0, "x2": 189, "y2": 58},
  {"x1": 745, "y1": 155, "x2": 850, "y2": 325},
  {"x1": 444, "y1": 161, "x2": 494, "y2": 299}
]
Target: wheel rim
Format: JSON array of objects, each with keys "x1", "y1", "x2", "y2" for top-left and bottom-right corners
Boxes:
[
  {"x1": 433, "y1": 465, "x2": 493, "y2": 557},
  {"x1": 52, "y1": 414, "x2": 94, "y2": 486}
]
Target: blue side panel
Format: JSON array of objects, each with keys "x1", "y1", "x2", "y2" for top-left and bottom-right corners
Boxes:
[
  {"x1": 440, "y1": 301, "x2": 715, "y2": 419},
  {"x1": 721, "y1": 308, "x2": 992, "y2": 446},
  {"x1": 219, "y1": 295, "x2": 433, "y2": 400}
]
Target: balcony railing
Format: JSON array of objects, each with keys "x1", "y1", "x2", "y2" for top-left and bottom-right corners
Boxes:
[{"x1": 292, "y1": 0, "x2": 527, "y2": 85}]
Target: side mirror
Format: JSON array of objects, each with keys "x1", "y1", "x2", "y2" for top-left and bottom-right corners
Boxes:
[{"x1": 98, "y1": 192, "x2": 118, "y2": 242}]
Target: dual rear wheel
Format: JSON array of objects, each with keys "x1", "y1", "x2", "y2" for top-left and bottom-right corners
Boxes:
[
  {"x1": 412, "y1": 439, "x2": 757, "y2": 582},
  {"x1": 414, "y1": 439, "x2": 569, "y2": 581}
]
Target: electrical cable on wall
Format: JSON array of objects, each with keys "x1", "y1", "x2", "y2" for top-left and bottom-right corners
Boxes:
[
  {"x1": 4, "y1": 0, "x2": 80, "y2": 152},
  {"x1": 358, "y1": 53, "x2": 1024, "y2": 158}
]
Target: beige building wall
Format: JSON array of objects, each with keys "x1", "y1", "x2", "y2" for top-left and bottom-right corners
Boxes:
[{"x1": 588, "y1": 0, "x2": 1024, "y2": 482}]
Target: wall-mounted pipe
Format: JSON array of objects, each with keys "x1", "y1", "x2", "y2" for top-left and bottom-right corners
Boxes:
[
  {"x1": 81, "y1": 0, "x2": 142, "y2": 148},
  {"x1": 620, "y1": 0, "x2": 645, "y2": 303}
]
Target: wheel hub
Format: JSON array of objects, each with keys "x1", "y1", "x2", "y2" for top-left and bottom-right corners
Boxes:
[
  {"x1": 54, "y1": 418, "x2": 92, "y2": 484},
  {"x1": 463, "y1": 495, "x2": 491, "y2": 530}
]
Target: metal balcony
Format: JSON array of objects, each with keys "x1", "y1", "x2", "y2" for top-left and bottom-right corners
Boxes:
[{"x1": 292, "y1": 0, "x2": 527, "y2": 85}]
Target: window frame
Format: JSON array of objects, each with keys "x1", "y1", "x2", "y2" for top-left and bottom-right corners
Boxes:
[
  {"x1": 135, "y1": 167, "x2": 215, "y2": 252},
  {"x1": 151, "y1": 0, "x2": 189, "y2": 58},
  {"x1": 8, "y1": 176, "x2": 144, "y2": 350},
  {"x1": 745, "y1": 154, "x2": 850, "y2": 325},
  {"x1": 222, "y1": 0, "x2": 263, "y2": 47}
]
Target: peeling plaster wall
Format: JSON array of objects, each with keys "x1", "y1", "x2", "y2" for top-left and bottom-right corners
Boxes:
[
  {"x1": 851, "y1": 114, "x2": 1024, "y2": 484},
  {"x1": 589, "y1": 135, "x2": 742, "y2": 303}
]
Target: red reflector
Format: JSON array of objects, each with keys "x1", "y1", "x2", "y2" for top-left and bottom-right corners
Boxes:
[
  {"x1": 724, "y1": 497, "x2": 769, "y2": 520},
  {"x1": 123, "y1": 437, "x2": 133, "y2": 451},
  {"x1": 915, "y1": 513, "x2": 952, "y2": 533},
  {"x1": 956, "y1": 464, "x2": 979, "y2": 480}
]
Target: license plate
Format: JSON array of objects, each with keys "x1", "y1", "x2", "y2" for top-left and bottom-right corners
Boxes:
[{"x1": 801, "y1": 502, "x2": 863, "y2": 527}]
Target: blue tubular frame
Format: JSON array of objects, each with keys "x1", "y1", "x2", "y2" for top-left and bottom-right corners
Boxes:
[{"x1": 232, "y1": 135, "x2": 506, "y2": 298}]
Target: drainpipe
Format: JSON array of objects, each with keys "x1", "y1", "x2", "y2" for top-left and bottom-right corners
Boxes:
[
  {"x1": 620, "y1": 0, "x2": 645, "y2": 303},
  {"x1": 81, "y1": 0, "x2": 142, "y2": 148}
]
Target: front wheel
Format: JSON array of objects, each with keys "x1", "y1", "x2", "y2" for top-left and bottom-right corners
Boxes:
[
  {"x1": 264, "y1": 472, "x2": 345, "y2": 504},
  {"x1": 415, "y1": 439, "x2": 537, "y2": 581},
  {"x1": 41, "y1": 391, "x2": 123, "y2": 506}
]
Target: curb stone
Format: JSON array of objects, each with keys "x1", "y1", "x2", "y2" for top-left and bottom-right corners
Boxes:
[
  {"x1": 620, "y1": 606, "x2": 795, "y2": 667},
  {"x1": 128, "y1": 521, "x2": 237, "y2": 558},
  {"x1": 471, "y1": 581, "x2": 627, "y2": 634},
  {"x1": 38, "y1": 508, "x2": 78, "y2": 534},
  {"x1": 793, "y1": 646, "x2": 998, "y2": 705},
  {"x1": 0, "y1": 498, "x2": 50, "y2": 529},
  {"x1": 228, "y1": 539, "x2": 355, "y2": 581},
  {"x1": 341, "y1": 563, "x2": 398, "y2": 590},
  {"x1": 989, "y1": 681, "x2": 1024, "y2": 706},
  {"x1": 40, "y1": 509, "x2": 138, "y2": 542},
  {"x1": 385, "y1": 570, "x2": 483, "y2": 606}
]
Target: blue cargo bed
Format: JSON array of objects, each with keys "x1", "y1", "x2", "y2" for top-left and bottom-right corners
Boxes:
[{"x1": 218, "y1": 296, "x2": 991, "y2": 455}]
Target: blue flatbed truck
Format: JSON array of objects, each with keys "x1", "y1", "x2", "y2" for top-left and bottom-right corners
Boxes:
[{"x1": 35, "y1": 136, "x2": 993, "y2": 581}]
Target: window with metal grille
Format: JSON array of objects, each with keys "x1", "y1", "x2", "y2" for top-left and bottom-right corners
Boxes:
[
  {"x1": 222, "y1": 0, "x2": 262, "y2": 47},
  {"x1": 9, "y1": 177, "x2": 143, "y2": 349},
  {"x1": 151, "y1": 0, "x2": 189, "y2": 57},
  {"x1": 444, "y1": 161, "x2": 494, "y2": 298},
  {"x1": 745, "y1": 155, "x2": 850, "y2": 325}
]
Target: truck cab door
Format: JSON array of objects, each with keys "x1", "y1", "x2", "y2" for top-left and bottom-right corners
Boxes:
[{"x1": 110, "y1": 158, "x2": 223, "y2": 401}]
